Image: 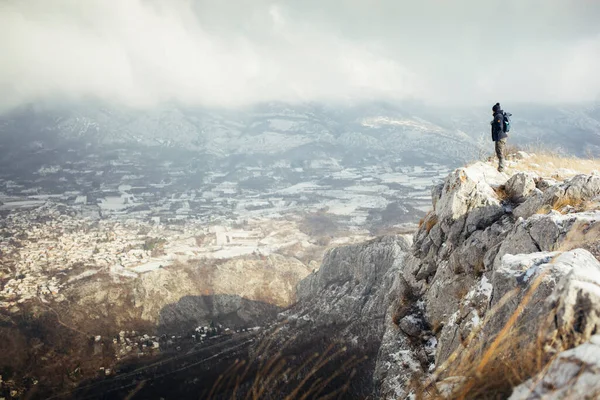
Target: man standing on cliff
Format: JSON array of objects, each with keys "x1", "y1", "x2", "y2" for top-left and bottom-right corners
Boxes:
[{"x1": 491, "y1": 102, "x2": 508, "y2": 172}]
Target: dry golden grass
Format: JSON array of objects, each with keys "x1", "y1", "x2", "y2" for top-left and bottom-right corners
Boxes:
[
  {"x1": 414, "y1": 272, "x2": 559, "y2": 400},
  {"x1": 425, "y1": 214, "x2": 438, "y2": 234},
  {"x1": 419, "y1": 212, "x2": 430, "y2": 228},
  {"x1": 511, "y1": 151, "x2": 600, "y2": 179},
  {"x1": 536, "y1": 196, "x2": 600, "y2": 215},
  {"x1": 492, "y1": 185, "x2": 510, "y2": 202},
  {"x1": 503, "y1": 143, "x2": 522, "y2": 158},
  {"x1": 492, "y1": 184, "x2": 525, "y2": 206},
  {"x1": 201, "y1": 326, "x2": 367, "y2": 400},
  {"x1": 556, "y1": 220, "x2": 600, "y2": 261},
  {"x1": 431, "y1": 320, "x2": 444, "y2": 336},
  {"x1": 552, "y1": 196, "x2": 582, "y2": 211}
]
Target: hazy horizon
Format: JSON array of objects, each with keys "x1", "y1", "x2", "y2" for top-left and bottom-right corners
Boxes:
[{"x1": 1, "y1": 0, "x2": 599, "y2": 114}]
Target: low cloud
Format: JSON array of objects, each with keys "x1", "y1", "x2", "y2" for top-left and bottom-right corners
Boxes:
[{"x1": 0, "y1": 0, "x2": 599, "y2": 113}]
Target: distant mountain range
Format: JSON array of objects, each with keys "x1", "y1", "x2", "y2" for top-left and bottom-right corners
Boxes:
[{"x1": 1, "y1": 102, "x2": 599, "y2": 170}]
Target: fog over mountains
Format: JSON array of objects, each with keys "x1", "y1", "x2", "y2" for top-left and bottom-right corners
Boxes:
[
  {"x1": 3, "y1": 101, "x2": 600, "y2": 157},
  {"x1": 1, "y1": 0, "x2": 600, "y2": 111},
  {"x1": 2, "y1": 0, "x2": 600, "y2": 398}
]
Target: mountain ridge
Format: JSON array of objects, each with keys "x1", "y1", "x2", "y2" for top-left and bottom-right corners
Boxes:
[{"x1": 256, "y1": 153, "x2": 600, "y2": 399}]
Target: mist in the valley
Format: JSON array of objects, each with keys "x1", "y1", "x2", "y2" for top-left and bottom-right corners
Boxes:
[{"x1": 1, "y1": 0, "x2": 599, "y2": 114}]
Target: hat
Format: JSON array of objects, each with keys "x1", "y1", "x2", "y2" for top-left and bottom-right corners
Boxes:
[{"x1": 492, "y1": 103, "x2": 501, "y2": 112}]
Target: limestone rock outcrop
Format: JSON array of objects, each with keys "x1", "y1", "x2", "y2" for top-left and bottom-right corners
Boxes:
[
  {"x1": 258, "y1": 236, "x2": 412, "y2": 397},
  {"x1": 262, "y1": 160, "x2": 600, "y2": 399},
  {"x1": 504, "y1": 172, "x2": 537, "y2": 203},
  {"x1": 510, "y1": 335, "x2": 600, "y2": 400},
  {"x1": 377, "y1": 162, "x2": 600, "y2": 398},
  {"x1": 284, "y1": 234, "x2": 412, "y2": 348}
]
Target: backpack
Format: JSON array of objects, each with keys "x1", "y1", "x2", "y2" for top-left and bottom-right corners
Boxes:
[{"x1": 503, "y1": 112, "x2": 512, "y2": 133}]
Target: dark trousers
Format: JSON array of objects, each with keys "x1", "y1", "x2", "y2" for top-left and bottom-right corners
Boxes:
[{"x1": 495, "y1": 138, "x2": 506, "y2": 171}]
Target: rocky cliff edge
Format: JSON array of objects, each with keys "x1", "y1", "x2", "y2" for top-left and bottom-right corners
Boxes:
[{"x1": 279, "y1": 156, "x2": 600, "y2": 399}]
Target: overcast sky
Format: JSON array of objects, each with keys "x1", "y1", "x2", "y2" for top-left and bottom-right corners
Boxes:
[{"x1": 1, "y1": 0, "x2": 599, "y2": 113}]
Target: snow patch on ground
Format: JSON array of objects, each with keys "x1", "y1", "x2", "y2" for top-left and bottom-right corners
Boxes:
[{"x1": 478, "y1": 276, "x2": 493, "y2": 299}]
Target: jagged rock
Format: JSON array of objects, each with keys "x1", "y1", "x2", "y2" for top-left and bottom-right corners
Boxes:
[
  {"x1": 400, "y1": 254, "x2": 427, "y2": 294},
  {"x1": 296, "y1": 236, "x2": 411, "y2": 314},
  {"x1": 263, "y1": 235, "x2": 414, "y2": 397},
  {"x1": 513, "y1": 189, "x2": 544, "y2": 219},
  {"x1": 261, "y1": 163, "x2": 600, "y2": 398},
  {"x1": 562, "y1": 174, "x2": 600, "y2": 199},
  {"x1": 535, "y1": 177, "x2": 558, "y2": 191},
  {"x1": 295, "y1": 235, "x2": 412, "y2": 331},
  {"x1": 415, "y1": 256, "x2": 437, "y2": 281},
  {"x1": 477, "y1": 249, "x2": 600, "y2": 363},
  {"x1": 374, "y1": 274, "x2": 430, "y2": 399},
  {"x1": 495, "y1": 211, "x2": 600, "y2": 268},
  {"x1": 374, "y1": 316, "x2": 421, "y2": 399},
  {"x1": 425, "y1": 260, "x2": 476, "y2": 341},
  {"x1": 431, "y1": 183, "x2": 444, "y2": 209},
  {"x1": 434, "y1": 162, "x2": 506, "y2": 243},
  {"x1": 410, "y1": 163, "x2": 508, "y2": 283},
  {"x1": 451, "y1": 216, "x2": 513, "y2": 275},
  {"x1": 398, "y1": 315, "x2": 423, "y2": 338},
  {"x1": 547, "y1": 250, "x2": 600, "y2": 350},
  {"x1": 505, "y1": 172, "x2": 537, "y2": 203},
  {"x1": 495, "y1": 249, "x2": 597, "y2": 319},
  {"x1": 484, "y1": 251, "x2": 565, "y2": 338},
  {"x1": 434, "y1": 274, "x2": 492, "y2": 363},
  {"x1": 432, "y1": 249, "x2": 600, "y2": 373},
  {"x1": 509, "y1": 335, "x2": 600, "y2": 400},
  {"x1": 514, "y1": 174, "x2": 600, "y2": 220},
  {"x1": 380, "y1": 167, "x2": 600, "y2": 397}
]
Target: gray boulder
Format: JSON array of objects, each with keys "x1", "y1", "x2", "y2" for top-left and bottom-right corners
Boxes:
[
  {"x1": 434, "y1": 162, "x2": 506, "y2": 243},
  {"x1": 548, "y1": 250, "x2": 600, "y2": 351},
  {"x1": 487, "y1": 250, "x2": 600, "y2": 343},
  {"x1": 535, "y1": 177, "x2": 558, "y2": 191},
  {"x1": 398, "y1": 315, "x2": 424, "y2": 338},
  {"x1": 485, "y1": 251, "x2": 566, "y2": 338},
  {"x1": 494, "y1": 211, "x2": 600, "y2": 269},
  {"x1": 434, "y1": 249, "x2": 600, "y2": 368},
  {"x1": 515, "y1": 174, "x2": 600, "y2": 220},
  {"x1": 505, "y1": 172, "x2": 537, "y2": 203},
  {"x1": 513, "y1": 189, "x2": 544, "y2": 219},
  {"x1": 562, "y1": 174, "x2": 600, "y2": 200},
  {"x1": 509, "y1": 335, "x2": 600, "y2": 400}
]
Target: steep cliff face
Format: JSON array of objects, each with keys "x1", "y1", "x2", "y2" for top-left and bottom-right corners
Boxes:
[
  {"x1": 252, "y1": 236, "x2": 411, "y2": 398},
  {"x1": 279, "y1": 159, "x2": 600, "y2": 399},
  {"x1": 377, "y1": 161, "x2": 600, "y2": 399},
  {"x1": 294, "y1": 235, "x2": 411, "y2": 338}
]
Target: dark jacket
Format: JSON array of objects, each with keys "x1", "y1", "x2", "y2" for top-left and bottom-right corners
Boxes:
[{"x1": 491, "y1": 110, "x2": 508, "y2": 142}]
